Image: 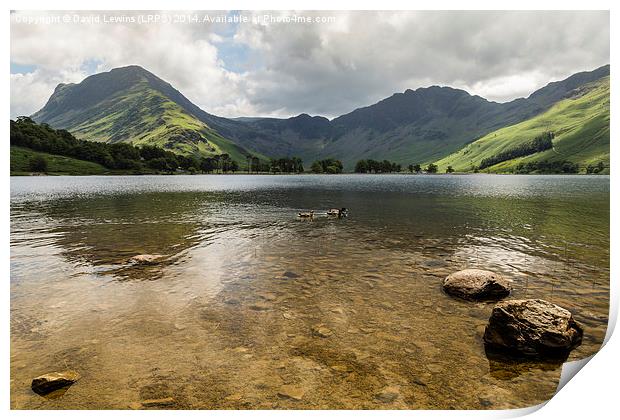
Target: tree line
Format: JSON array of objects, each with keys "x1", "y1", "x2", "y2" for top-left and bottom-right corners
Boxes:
[
  {"x1": 10, "y1": 117, "x2": 242, "y2": 174},
  {"x1": 479, "y1": 132, "x2": 554, "y2": 170},
  {"x1": 514, "y1": 160, "x2": 579, "y2": 174},
  {"x1": 354, "y1": 159, "x2": 402, "y2": 173},
  {"x1": 586, "y1": 162, "x2": 607, "y2": 174},
  {"x1": 310, "y1": 158, "x2": 344, "y2": 174},
  {"x1": 269, "y1": 157, "x2": 304, "y2": 173},
  {"x1": 355, "y1": 160, "x2": 449, "y2": 174}
]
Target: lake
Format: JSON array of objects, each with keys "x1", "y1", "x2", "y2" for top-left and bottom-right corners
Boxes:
[{"x1": 10, "y1": 174, "x2": 610, "y2": 409}]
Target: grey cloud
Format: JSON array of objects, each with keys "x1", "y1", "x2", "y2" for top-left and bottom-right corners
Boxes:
[{"x1": 10, "y1": 10, "x2": 609, "y2": 119}]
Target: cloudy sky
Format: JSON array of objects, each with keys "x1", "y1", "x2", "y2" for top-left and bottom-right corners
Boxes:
[{"x1": 10, "y1": 10, "x2": 609, "y2": 119}]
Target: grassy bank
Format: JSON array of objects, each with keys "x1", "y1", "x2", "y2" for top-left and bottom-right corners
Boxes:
[{"x1": 10, "y1": 146, "x2": 110, "y2": 175}]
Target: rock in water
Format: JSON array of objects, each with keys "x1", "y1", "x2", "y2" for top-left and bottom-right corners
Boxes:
[
  {"x1": 312, "y1": 325, "x2": 333, "y2": 338},
  {"x1": 375, "y1": 387, "x2": 400, "y2": 403},
  {"x1": 443, "y1": 269, "x2": 511, "y2": 300},
  {"x1": 31, "y1": 371, "x2": 81, "y2": 396},
  {"x1": 129, "y1": 254, "x2": 164, "y2": 265},
  {"x1": 278, "y1": 385, "x2": 305, "y2": 400},
  {"x1": 483, "y1": 299, "x2": 583, "y2": 358}
]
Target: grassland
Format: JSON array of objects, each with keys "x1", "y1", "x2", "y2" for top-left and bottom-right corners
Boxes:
[
  {"x1": 435, "y1": 77, "x2": 610, "y2": 173},
  {"x1": 10, "y1": 146, "x2": 109, "y2": 175}
]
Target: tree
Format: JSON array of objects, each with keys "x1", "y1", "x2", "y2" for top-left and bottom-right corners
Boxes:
[
  {"x1": 355, "y1": 160, "x2": 369, "y2": 173},
  {"x1": 147, "y1": 157, "x2": 172, "y2": 172},
  {"x1": 446, "y1": 166, "x2": 455, "y2": 173},
  {"x1": 407, "y1": 164, "x2": 414, "y2": 173},
  {"x1": 200, "y1": 157, "x2": 216, "y2": 173},
  {"x1": 587, "y1": 161, "x2": 607, "y2": 174},
  {"x1": 28, "y1": 155, "x2": 48, "y2": 172},
  {"x1": 251, "y1": 156, "x2": 261, "y2": 173},
  {"x1": 219, "y1": 154, "x2": 232, "y2": 173},
  {"x1": 425, "y1": 163, "x2": 438, "y2": 173},
  {"x1": 413, "y1": 164, "x2": 421, "y2": 173},
  {"x1": 310, "y1": 161, "x2": 324, "y2": 173},
  {"x1": 310, "y1": 158, "x2": 343, "y2": 174}
]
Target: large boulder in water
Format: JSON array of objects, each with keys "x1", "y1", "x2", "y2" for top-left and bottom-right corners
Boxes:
[
  {"x1": 483, "y1": 299, "x2": 583, "y2": 358},
  {"x1": 31, "y1": 370, "x2": 81, "y2": 395},
  {"x1": 443, "y1": 269, "x2": 511, "y2": 300}
]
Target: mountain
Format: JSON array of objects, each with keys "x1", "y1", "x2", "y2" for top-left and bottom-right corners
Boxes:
[
  {"x1": 225, "y1": 65, "x2": 610, "y2": 169},
  {"x1": 435, "y1": 76, "x2": 610, "y2": 173},
  {"x1": 31, "y1": 64, "x2": 609, "y2": 170},
  {"x1": 31, "y1": 66, "x2": 262, "y2": 164}
]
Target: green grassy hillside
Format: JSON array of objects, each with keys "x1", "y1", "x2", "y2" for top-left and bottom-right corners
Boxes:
[
  {"x1": 10, "y1": 146, "x2": 108, "y2": 175},
  {"x1": 32, "y1": 66, "x2": 265, "y2": 165},
  {"x1": 435, "y1": 77, "x2": 609, "y2": 173}
]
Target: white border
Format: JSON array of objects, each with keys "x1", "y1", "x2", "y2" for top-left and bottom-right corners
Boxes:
[{"x1": 3, "y1": 1, "x2": 617, "y2": 419}]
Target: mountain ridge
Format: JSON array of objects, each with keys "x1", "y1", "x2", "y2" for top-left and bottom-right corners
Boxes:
[{"x1": 31, "y1": 64, "x2": 610, "y2": 169}]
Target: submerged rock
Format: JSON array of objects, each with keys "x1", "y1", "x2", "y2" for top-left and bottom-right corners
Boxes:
[
  {"x1": 443, "y1": 269, "x2": 511, "y2": 300},
  {"x1": 129, "y1": 254, "x2": 164, "y2": 265},
  {"x1": 282, "y1": 271, "x2": 300, "y2": 279},
  {"x1": 375, "y1": 387, "x2": 400, "y2": 403},
  {"x1": 31, "y1": 370, "x2": 80, "y2": 396},
  {"x1": 483, "y1": 299, "x2": 583, "y2": 358},
  {"x1": 312, "y1": 325, "x2": 333, "y2": 338},
  {"x1": 277, "y1": 385, "x2": 305, "y2": 400},
  {"x1": 249, "y1": 302, "x2": 271, "y2": 311}
]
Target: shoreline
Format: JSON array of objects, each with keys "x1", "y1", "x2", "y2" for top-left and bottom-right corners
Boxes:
[{"x1": 10, "y1": 172, "x2": 610, "y2": 177}]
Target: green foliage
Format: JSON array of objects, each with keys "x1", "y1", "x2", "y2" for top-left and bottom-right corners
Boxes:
[
  {"x1": 479, "y1": 132, "x2": 554, "y2": 169},
  {"x1": 425, "y1": 163, "x2": 438, "y2": 173},
  {"x1": 514, "y1": 160, "x2": 579, "y2": 174},
  {"x1": 354, "y1": 159, "x2": 401, "y2": 173},
  {"x1": 311, "y1": 158, "x2": 343, "y2": 174},
  {"x1": 269, "y1": 157, "x2": 304, "y2": 173},
  {"x1": 586, "y1": 161, "x2": 607, "y2": 174},
  {"x1": 28, "y1": 155, "x2": 48, "y2": 172},
  {"x1": 10, "y1": 118, "x2": 241, "y2": 174},
  {"x1": 244, "y1": 155, "x2": 269, "y2": 173},
  {"x1": 446, "y1": 166, "x2": 454, "y2": 173}
]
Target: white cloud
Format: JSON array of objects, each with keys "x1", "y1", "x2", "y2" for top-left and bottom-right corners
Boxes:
[{"x1": 10, "y1": 10, "x2": 610, "y2": 119}]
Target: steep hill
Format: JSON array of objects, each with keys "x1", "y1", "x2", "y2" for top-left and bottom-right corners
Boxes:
[{"x1": 435, "y1": 76, "x2": 610, "y2": 173}]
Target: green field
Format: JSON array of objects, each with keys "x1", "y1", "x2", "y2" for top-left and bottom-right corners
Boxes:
[
  {"x1": 10, "y1": 146, "x2": 109, "y2": 175},
  {"x1": 435, "y1": 77, "x2": 610, "y2": 173}
]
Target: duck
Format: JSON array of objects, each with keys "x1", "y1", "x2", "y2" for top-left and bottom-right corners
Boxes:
[
  {"x1": 327, "y1": 207, "x2": 348, "y2": 217},
  {"x1": 298, "y1": 210, "x2": 315, "y2": 218}
]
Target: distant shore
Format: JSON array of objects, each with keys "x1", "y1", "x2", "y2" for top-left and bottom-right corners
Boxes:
[{"x1": 10, "y1": 171, "x2": 608, "y2": 177}]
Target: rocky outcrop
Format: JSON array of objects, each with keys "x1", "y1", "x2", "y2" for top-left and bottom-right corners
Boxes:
[
  {"x1": 483, "y1": 299, "x2": 583, "y2": 358},
  {"x1": 31, "y1": 371, "x2": 80, "y2": 395},
  {"x1": 443, "y1": 269, "x2": 511, "y2": 300}
]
